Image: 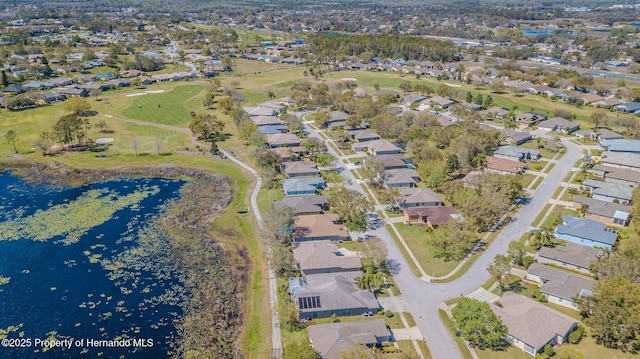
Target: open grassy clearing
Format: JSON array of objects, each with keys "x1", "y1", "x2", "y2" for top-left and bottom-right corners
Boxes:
[
  {"x1": 121, "y1": 85, "x2": 204, "y2": 126},
  {"x1": 386, "y1": 224, "x2": 422, "y2": 277},
  {"x1": 394, "y1": 223, "x2": 460, "y2": 277}
]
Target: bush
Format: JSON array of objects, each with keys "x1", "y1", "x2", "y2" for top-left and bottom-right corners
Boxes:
[
  {"x1": 568, "y1": 325, "x2": 584, "y2": 344},
  {"x1": 385, "y1": 310, "x2": 394, "y2": 318},
  {"x1": 544, "y1": 344, "x2": 555, "y2": 357},
  {"x1": 377, "y1": 309, "x2": 385, "y2": 315},
  {"x1": 523, "y1": 256, "x2": 534, "y2": 268},
  {"x1": 330, "y1": 313, "x2": 340, "y2": 323}
]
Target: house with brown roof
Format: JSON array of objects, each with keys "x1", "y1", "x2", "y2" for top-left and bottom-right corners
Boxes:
[
  {"x1": 515, "y1": 112, "x2": 547, "y2": 127},
  {"x1": 252, "y1": 115, "x2": 282, "y2": 126},
  {"x1": 500, "y1": 129, "x2": 532, "y2": 145},
  {"x1": 293, "y1": 241, "x2": 361, "y2": 275},
  {"x1": 280, "y1": 161, "x2": 320, "y2": 178},
  {"x1": 308, "y1": 320, "x2": 389, "y2": 359},
  {"x1": 526, "y1": 264, "x2": 595, "y2": 310},
  {"x1": 536, "y1": 242, "x2": 600, "y2": 275},
  {"x1": 490, "y1": 292, "x2": 578, "y2": 356},
  {"x1": 575, "y1": 128, "x2": 624, "y2": 141},
  {"x1": 399, "y1": 188, "x2": 443, "y2": 208},
  {"x1": 243, "y1": 106, "x2": 277, "y2": 117},
  {"x1": 423, "y1": 96, "x2": 455, "y2": 109},
  {"x1": 268, "y1": 146, "x2": 303, "y2": 161},
  {"x1": 485, "y1": 156, "x2": 526, "y2": 175},
  {"x1": 580, "y1": 94, "x2": 604, "y2": 105},
  {"x1": 403, "y1": 206, "x2": 459, "y2": 227},
  {"x1": 293, "y1": 214, "x2": 349, "y2": 242}
]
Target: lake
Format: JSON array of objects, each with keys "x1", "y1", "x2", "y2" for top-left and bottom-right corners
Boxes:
[{"x1": 0, "y1": 171, "x2": 187, "y2": 358}]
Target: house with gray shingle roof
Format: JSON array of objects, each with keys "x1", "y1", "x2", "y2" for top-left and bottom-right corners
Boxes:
[
  {"x1": 572, "y1": 195, "x2": 631, "y2": 227},
  {"x1": 384, "y1": 168, "x2": 420, "y2": 188},
  {"x1": 537, "y1": 242, "x2": 600, "y2": 275},
  {"x1": 308, "y1": 320, "x2": 389, "y2": 359},
  {"x1": 279, "y1": 196, "x2": 328, "y2": 215},
  {"x1": 289, "y1": 271, "x2": 380, "y2": 319},
  {"x1": 589, "y1": 164, "x2": 640, "y2": 187},
  {"x1": 582, "y1": 179, "x2": 633, "y2": 204},
  {"x1": 282, "y1": 178, "x2": 326, "y2": 196},
  {"x1": 500, "y1": 128, "x2": 532, "y2": 145},
  {"x1": 599, "y1": 139, "x2": 640, "y2": 154},
  {"x1": 555, "y1": 215, "x2": 618, "y2": 250},
  {"x1": 490, "y1": 292, "x2": 578, "y2": 357},
  {"x1": 601, "y1": 152, "x2": 640, "y2": 171},
  {"x1": 493, "y1": 146, "x2": 541, "y2": 162},
  {"x1": 293, "y1": 241, "x2": 361, "y2": 275},
  {"x1": 280, "y1": 161, "x2": 320, "y2": 178},
  {"x1": 526, "y1": 263, "x2": 595, "y2": 310},
  {"x1": 538, "y1": 117, "x2": 580, "y2": 134},
  {"x1": 399, "y1": 188, "x2": 443, "y2": 208}
]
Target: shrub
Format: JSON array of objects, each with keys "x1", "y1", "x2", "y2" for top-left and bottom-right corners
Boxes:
[
  {"x1": 330, "y1": 313, "x2": 340, "y2": 323},
  {"x1": 568, "y1": 325, "x2": 584, "y2": 344},
  {"x1": 385, "y1": 310, "x2": 394, "y2": 318},
  {"x1": 523, "y1": 256, "x2": 534, "y2": 268},
  {"x1": 544, "y1": 344, "x2": 555, "y2": 357},
  {"x1": 377, "y1": 309, "x2": 385, "y2": 315}
]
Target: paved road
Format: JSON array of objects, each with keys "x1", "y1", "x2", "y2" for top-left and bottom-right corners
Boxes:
[{"x1": 302, "y1": 117, "x2": 583, "y2": 358}]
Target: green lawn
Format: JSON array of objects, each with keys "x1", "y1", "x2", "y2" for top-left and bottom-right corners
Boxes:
[
  {"x1": 560, "y1": 189, "x2": 575, "y2": 202},
  {"x1": 532, "y1": 203, "x2": 552, "y2": 227},
  {"x1": 530, "y1": 177, "x2": 543, "y2": 190},
  {"x1": 394, "y1": 223, "x2": 460, "y2": 277},
  {"x1": 543, "y1": 162, "x2": 555, "y2": 174},
  {"x1": 404, "y1": 312, "x2": 417, "y2": 327},
  {"x1": 551, "y1": 186, "x2": 564, "y2": 200},
  {"x1": 475, "y1": 346, "x2": 531, "y2": 359},
  {"x1": 520, "y1": 140, "x2": 562, "y2": 160},
  {"x1": 540, "y1": 206, "x2": 579, "y2": 230},
  {"x1": 386, "y1": 224, "x2": 422, "y2": 277},
  {"x1": 121, "y1": 85, "x2": 203, "y2": 126},
  {"x1": 256, "y1": 187, "x2": 284, "y2": 216},
  {"x1": 522, "y1": 173, "x2": 536, "y2": 188}
]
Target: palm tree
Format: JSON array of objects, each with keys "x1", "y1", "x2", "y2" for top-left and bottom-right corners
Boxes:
[
  {"x1": 530, "y1": 228, "x2": 554, "y2": 249},
  {"x1": 267, "y1": 91, "x2": 276, "y2": 100}
]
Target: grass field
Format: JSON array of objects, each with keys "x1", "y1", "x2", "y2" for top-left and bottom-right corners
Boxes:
[
  {"x1": 394, "y1": 223, "x2": 460, "y2": 277},
  {"x1": 120, "y1": 85, "x2": 203, "y2": 126}
]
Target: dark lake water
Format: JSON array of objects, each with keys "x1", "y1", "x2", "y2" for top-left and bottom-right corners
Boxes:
[{"x1": 0, "y1": 171, "x2": 187, "y2": 358}]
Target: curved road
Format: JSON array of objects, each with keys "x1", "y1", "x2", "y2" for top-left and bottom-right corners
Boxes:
[{"x1": 301, "y1": 115, "x2": 582, "y2": 359}]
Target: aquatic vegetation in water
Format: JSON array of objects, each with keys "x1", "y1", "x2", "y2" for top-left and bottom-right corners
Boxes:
[{"x1": 0, "y1": 186, "x2": 159, "y2": 243}]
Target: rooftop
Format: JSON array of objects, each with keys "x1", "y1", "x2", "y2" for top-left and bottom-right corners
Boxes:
[
  {"x1": 308, "y1": 320, "x2": 388, "y2": 359},
  {"x1": 556, "y1": 216, "x2": 618, "y2": 246},
  {"x1": 527, "y1": 263, "x2": 595, "y2": 301},
  {"x1": 293, "y1": 241, "x2": 361, "y2": 274},
  {"x1": 537, "y1": 241, "x2": 600, "y2": 270}
]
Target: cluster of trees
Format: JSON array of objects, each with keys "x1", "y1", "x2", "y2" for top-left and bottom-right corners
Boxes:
[
  {"x1": 122, "y1": 53, "x2": 164, "y2": 72},
  {"x1": 329, "y1": 187, "x2": 372, "y2": 236},
  {"x1": 307, "y1": 34, "x2": 459, "y2": 63},
  {"x1": 577, "y1": 189, "x2": 640, "y2": 351},
  {"x1": 452, "y1": 298, "x2": 507, "y2": 350}
]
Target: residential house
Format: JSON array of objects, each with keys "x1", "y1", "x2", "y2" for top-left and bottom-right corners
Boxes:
[
  {"x1": 350, "y1": 130, "x2": 380, "y2": 142},
  {"x1": 57, "y1": 86, "x2": 88, "y2": 97},
  {"x1": 266, "y1": 133, "x2": 300, "y2": 148},
  {"x1": 599, "y1": 139, "x2": 640, "y2": 154},
  {"x1": 403, "y1": 206, "x2": 459, "y2": 227},
  {"x1": 259, "y1": 99, "x2": 286, "y2": 111},
  {"x1": 307, "y1": 320, "x2": 389, "y2": 359},
  {"x1": 372, "y1": 89, "x2": 400, "y2": 100},
  {"x1": 594, "y1": 97, "x2": 623, "y2": 108},
  {"x1": 402, "y1": 94, "x2": 427, "y2": 106},
  {"x1": 23, "y1": 80, "x2": 55, "y2": 91},
  {"x1": 485, "y1": 156, "x2": 526, "y2": 175},
  {"x1": 589, "y1": 164, "x2": 640, "y2": 187},
  {"x1": 399, "y1": 188, "x2": 443, "y2": 208},
  {"x1": 526, "y1": 264, "x2": 595, "y2": 310},
  {"x1": 258, "y1": 124, "x2": 288, "y2": 135},
  {"x1": 269, "y1": 146, "x2": 304, "y2": 161},
  {"x1": 493, "y1": 146, "x2": 541, "y2": 162},
  {"x1": 515, "y1": 112, "x2": 547, "y2": 127},
  {"x1": 580, "y1": 94, "x2": 604, "y2": 105},
  {"x1": 283, "y1": 178, "x2": 326, "y2": 196},
  {"x1": 47, "y1": 77, "x2": 74, "y2": 87},
  {"x1": 280, "y1": 196, "x2": 328, "y2": 216},
  {"x1": 500, "y1": 128, "x2": 533, "y2": 145},
  {"x1": 80, "y1": 82, "x2": 110, "y2": 92},
  {"x1": 572, "y1": 195, "x2": 631, "y2": 227},
  {"x1": 485, "y1": 107, "x2": 510, "y2": 120},
  {"x1": 423, "y1": 96, "x2": 455, "y2": 110},
  {"x1": 601, "y1": 152, "x2": 640, "y2": 171},
  {"x1": 555, "y1": 215, "x2": 618, "y2": 250},
  {"x1": 2, "y1": 84, "x2": 23, "y2": 94},
  {"x1": 614, "y1": 102, "x2": 640, "y2": 113},
  {"x1": 490, "y1": 292, "x2": 578, "y2": 356},
  {"x1": 575, "y1": 129, "x2": 624, "y2": 141},
  {"x1": 462, "y1": 171, "x2": 483, "y2": 189},
  {"x1": 281, "y1": 161, "x2": 320, "y2": 178},
  {"x1": 243, "y1": 106, "x2": 277, "y2": 117},
  {"x1": 582, "y1": 179, "x2": 633, "y2": 203},
  {"x1": 289, "y1": 271, "x2": 379, "y2": 319},
  {"x1": 364, "y1": 154, "x2": 408, "y2": 170},
  {"x1": 293, "y1": 241, "x2": 361, "y2": 275},
  {"x1": 352, "y1": 139, "x2": 400, "y2": 155},
  {"x1": 525, "y1": 85, "x2": 564, "y2": 98},
  {"x1": 105, "y1": 78, "x2": 131, "y2": 88},
  {"x1": 384, "y1": 168, "x2": 420, "y2": 188},
  {"x1": 537, "y1": 117, "x2": 580, "y2": 134},
  {"x1": 536, "y1": 242, "x2": 600, "y2": 276},
  {"x1": 252, "y1": 115, "x2": 282, "y2": 126},
  {"x1": 293, "y1": 214, "x2": 349, "y2": 242},
  {"x1": 326, "y1": 110, "x2": 350, "y2": 129}
]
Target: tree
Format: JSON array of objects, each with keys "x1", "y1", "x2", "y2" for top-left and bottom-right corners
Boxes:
[
  {"x1": 487, "y1": 254, "x2": 511, "y2": 292},
  {"x1": 530, "y1": 228, "x2": 554, "y2": 249},
  {"x1": 452, "y1": 298, "x2": 507, "y2": 350},
  {"x1": 154, "y1": 138, "x2": 162, "y2": 155},
  {"x1": 35, "y1": 131, "x2": 55, "y2": 156},
  {"x1": 361, "y1": 237, "x2": 388, "y2": 269},
  {"x1": 590, "y1": 109, "x2": 608, "y2": 129},
  {"x1": 64, "y1": 97, "x2": 91, "y2": 116},
  {"x1": 131, "y1": 77, "x2": 142, "y2": 88},
  {"x1": 267, "y1": 90, "x2": 276, "y2": 100},
  {"x1": 89, "y1": 89, "x2": 101, "y2": 101},
  {"x1": 329, "y1": 187, "x2": 372, "y2": 223},
  {"x1": 189, "y1": 113, "x2": 225, "y2": 142},
  {"x1": 345, "y1": 213, "x2": 368, "y2": 239},
  {"x1": 302, "y1": 137, "x2": 327, "y2": 157},
  {"x1": 95, "y1": 119, "x2": 109, "y2": 133},
  {"x1": 129, "y1": 137, "x2": 139, "y2": 156},
  {"x1": 1, "y1": 70, "x2": 8, "y2": 87},
  {"x1": 465, "y1": 91, "x2": 473, "y2": 103},
  {"x1": 360, "y1": 159, "x2": 386, "y2": 188},
  {"x1": 314, "y1": 112, "x2": 330, "y2": 128},
  {"x1": 576, "y1": 276, "x2": 640, "y2": 350},
  {"x1": 483, "y1": 95, "x2": 494, "y2": 109},
  {"x1": 489, "y1": 80, "x2": 506, "y2": 93},
  {"x1": 5, "y1": 129, "x2": 17, "y2": 153},
  {"x1": 445, "y1": 153, "x2": 459, "y2": 174},
  {"x1": 431, "y1": 223, "x2": 478, "y2": 261},
  {"x1": 203, "y1": 92, "x2": 216, "y2": 109},
  {"x1": 217, "y1": 97, "x2": 236, "y2": 114},
  {"x1": 507, "y1": 241, "x2": 525, "y2": 267},
  {"x1": 53, "y1": 114, "x2": 85, "y2": 146},
  {"x1": 399, "y1": 81, "x2": 413, "y2": 94},
  {"x1": 283, "y1": 341, "x2": 320, "y2": 359},
  {"x1": 379, "y1": 188, "x2": 403, "y2": 211},
  {"x1": 473, "y1": 93, "x2": 484, "y2": 106},
  {"x1": 338, "y1": 345, "x2": 382, "y2": 359}
]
